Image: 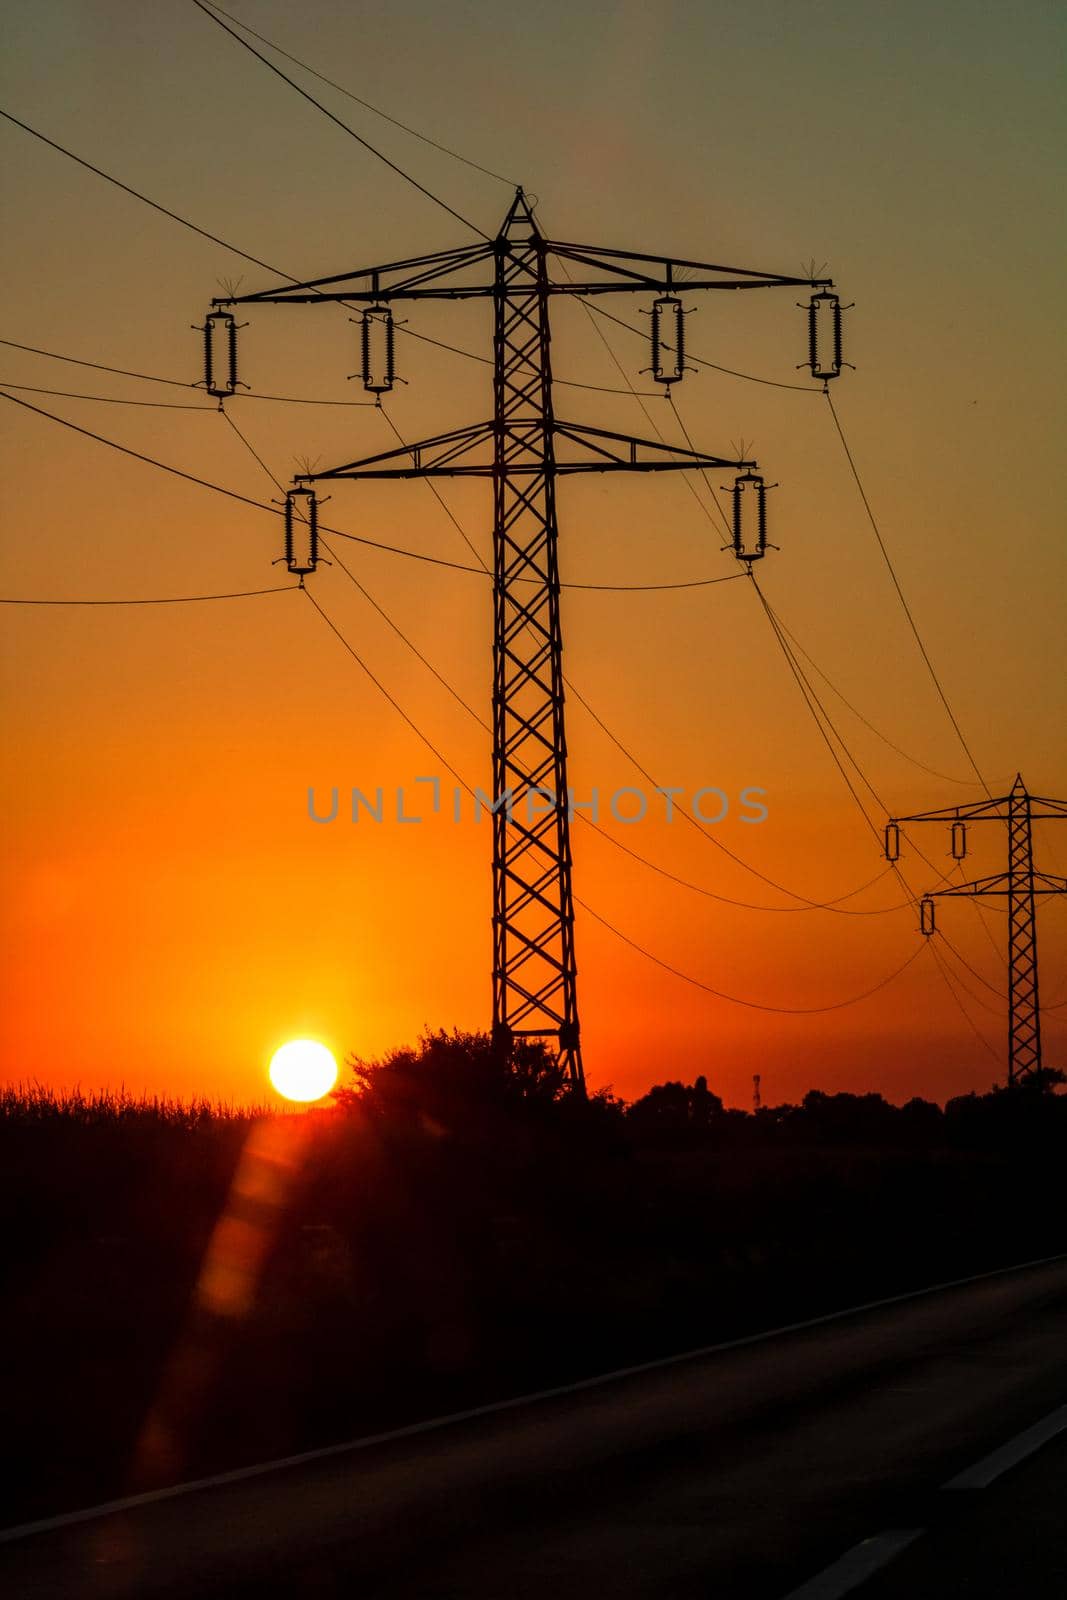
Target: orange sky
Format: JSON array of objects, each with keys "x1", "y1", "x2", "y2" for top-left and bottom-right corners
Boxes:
[{"x1": 2, "y1": 1, "x2": 1065, "y2": 1107}]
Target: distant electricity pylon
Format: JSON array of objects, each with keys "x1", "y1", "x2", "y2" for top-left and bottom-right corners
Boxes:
[
  {"x1": 885, "y1": 776, "x2": 1067, "y2": 1085},
  {"x1": 201, "y1": 190, "x2": 841, "y2": 1091}
]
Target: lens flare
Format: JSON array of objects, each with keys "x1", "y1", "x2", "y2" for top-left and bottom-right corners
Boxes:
[{"x1": 269, "y1": 1039, "x2": 338, "y2": 1103}]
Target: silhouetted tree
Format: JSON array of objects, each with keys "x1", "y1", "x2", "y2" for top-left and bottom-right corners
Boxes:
[
  {"x1": 793, "y1": 1089, "x2": 899, "y2": 1145},
  {"x1": 627, "y1": 1075, "x2": 724, "y2": 1143},
  {"x1": 332, "y1": 1028, "x2": 570, "y2": 1131}
]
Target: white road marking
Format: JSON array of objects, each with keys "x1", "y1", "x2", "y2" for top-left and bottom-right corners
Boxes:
[
  {"x1": 780, "y1": 1530, "x2": 924, "y2": 1600},
  {"x1": 943, "y1": 1403, "x2": 1067, "y2": 1490},
  {"x1": 0, "y1": 1250, "x2": 1063, "y2": 1546},
  {"x1": 782, "y1": 1399, "x2": 1067, "y2": 1597}
]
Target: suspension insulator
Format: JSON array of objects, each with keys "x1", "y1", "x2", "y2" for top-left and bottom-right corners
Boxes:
[
  {"x1": 920, "y1": 896, "x2": 936, "y2": 937},
  {"x1": 731, "y1": 471, "x2": 769, "y2": 563},
  {"x1": 803, "y1": 290, "x2": 844, "y2": 382},
  {"x1": 884, "y1": 821, "x2": 901, "y2": 862},
  {"x1": 649, "y1": 295, "x2": 687, "y2": 387},
  {"x1": 284, "y1": 487, "x2": 319, "y2": 577},
  {"x1": 201, "y1": 310, "x2": 240, "y2": 399},
  {"x1": 950, "y1": 820, "x2": 968, "y2": 860},
  {"x1": 361, "y1": 305, "x2": 396, "y2": 395}
]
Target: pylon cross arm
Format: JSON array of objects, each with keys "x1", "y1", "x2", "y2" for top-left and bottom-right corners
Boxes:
[
  {"x1": 299, "y1": 420, "x2": 754, "y2": 486},
  {"x1": 544, "y1": 240, "x2": 833, "y2": 295}
]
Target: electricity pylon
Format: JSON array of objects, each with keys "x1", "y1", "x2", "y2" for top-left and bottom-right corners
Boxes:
[
  {"x1": 886, "y1": 775, "x2": 1067, "y2": 1085},
  {"x1": 211, "y1": 190, "x2": 832, "y2": 1091}
]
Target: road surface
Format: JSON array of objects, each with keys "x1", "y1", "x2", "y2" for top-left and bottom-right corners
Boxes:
[{"x1": 2, "y1": 1256, "x2": 1065, "y2": 1598}]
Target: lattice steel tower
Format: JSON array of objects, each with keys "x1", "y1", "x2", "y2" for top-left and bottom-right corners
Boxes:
[
  {"x1": 206, "y1": 190, "x2": 836, "y2": 1091},
  {"x1": 489, "y1": 194, "x2": 578, "y2": 1073},
  {"x1": 886, "y1": 775, "x2": 1067, "y2": 1085}
]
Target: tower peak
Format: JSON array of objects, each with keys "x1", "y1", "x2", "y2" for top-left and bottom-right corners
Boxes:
[{"x1": 500, "y1": 187, "x2": 538, "y2": 239}]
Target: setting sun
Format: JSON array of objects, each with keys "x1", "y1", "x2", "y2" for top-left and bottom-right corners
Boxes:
[{"x1": 268, "y1": 1040, "x2": 338, "y2": 1103}]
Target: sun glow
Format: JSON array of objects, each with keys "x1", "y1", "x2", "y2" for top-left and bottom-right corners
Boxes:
[{"x1": 268, "y1": 1039, "x2": 338, "y2": 1103}]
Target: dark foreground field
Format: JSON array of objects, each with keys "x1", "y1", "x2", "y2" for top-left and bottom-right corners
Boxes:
[{"x1": 1, "y1": 1040, "x2": 1064, "y2": 1527}]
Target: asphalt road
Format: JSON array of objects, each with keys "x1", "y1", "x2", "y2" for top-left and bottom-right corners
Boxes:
[
  {"x1": 855, "y1": 1428, "x2": 1067, "y2": 1600},
  {"x1": 3, "y1": 1257, "x2": 1065, "y2": 1599}
]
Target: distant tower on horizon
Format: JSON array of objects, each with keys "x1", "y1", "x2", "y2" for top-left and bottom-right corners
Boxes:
[
  {"x1": 753, "y1": 1073, "x2": 762, "y2": 1113},
  {"x1": 887, "y1": 774, "x2": 1067, "y2": 1087}
]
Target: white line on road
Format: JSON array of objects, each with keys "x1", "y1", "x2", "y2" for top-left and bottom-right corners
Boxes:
[
  {"x1": 1, "y1": 1250, "x2": 1063, "y2": 1547},
  {"x1": 780, "y1": 1530, "x2": 924, "y2": 1600},
  {"x1": 781, "y1": 1399, "x2": 1067, "y2": 1598},
  {"x1": 943, "y1": 1403, "x2": 1067, "y2": 1490}
]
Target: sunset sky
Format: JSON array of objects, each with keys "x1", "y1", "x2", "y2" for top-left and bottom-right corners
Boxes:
[{"x1": 2, "y1": 0, "x2": 1065, "y2": 1108}]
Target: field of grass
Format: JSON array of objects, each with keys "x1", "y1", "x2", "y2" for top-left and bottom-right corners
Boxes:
[
  {"x1": 0, "y1": 1083, "x2": 272, "y2": 1126},
  {"x1": 1, "y1": 1061, "x2": 1063, "y2": 1526}
]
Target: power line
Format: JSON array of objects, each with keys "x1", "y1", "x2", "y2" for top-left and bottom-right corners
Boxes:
[
  {"x1": 1, "y1": 144, "x2": 984, "y2": 926},
  {"x1": 751, "y1": 577, "x2": 893, "y2": 844},
  {"x1": 755, "y1": 586, "x2": 899, "y2": 825},
  {"x1": 301, "y1": 587, "x2": 471, "y2": 789},
  {"x1": 198, "y1": 0, "x2": 518, "y2": 188},
  {"x1": 703, "y1": 584, "x2": 988, "y2": 1045},
  {"x1": 928, "y1": 938, "x2": 1002, "y2": 1063},
  {"x1": 749, "y1": 574, "x2": 965, "y2": 915},
  {"x1": 939, "y1": 930, "x2": 1008, "y2": 1001},
  {"x1": 0, "y1": 107, "x2": 294, "y2": 278},
  {"x1": 401, "y1": 309, "x2": 813, "y2": 401},
  {"x1": 564, "y1": 674, "x2": 899, "y2": 913},
  {"x1": 221, "y1": 406, "x2": 489, "y2": 728},
  {"x1": 378, "y1": 406, "x2": 490, "y2": 572},
  {"x1": 0, "y1": 102, "x2": 808, "y2": 408},
  {"x1": 396, "y1": 323, "x2": 664, "y2": 397},
  {"x1": 0, "y1": 335, "x2": 377, "y2": 406},
  {"x1": 583, "y1": 299, "x2": 822, "y2": 395},
  {"x1": 0, "y1": 117, "x2": 800, "y2": 449},
  {"x1": 321, "y1": 533, "x2": 490, "y2": 728},
  {"x1": 220, "y1": 406, "x2": 285, "y2": 491},
  {"x1": 759, "y1": 566, "x2": 1018, "y2": 992},
  {"x1": 961, "y1": 875, "x2": 1010, "y2": 971},
  {"x1": 6, "y1": 411, "x2": 1045, "y2": 1028},
  {"x1": 222, "y1": 406, "x2": 859, "y2": 923},
  {"x1": 824, "y1": 389, "x2": 992, "y2": 799},
  {"x1": 0, "y1": 389, "x2": 484, "y2": 575},
  {"x1": 597, "y1": 318, "x2": 993, "y2": 922},
  {"x1": 0, "y1": 586, "x2": 295, "y2": 606},
  {"x1": 769, "y1": 603, "x2": 986, "y2": 789},
  {"x1": 662, "y1": 387, "x2": 982, "y2": 911},
  {"x1": 372, "y1": 406, "x2": 746, "y2": 589},
  {"x1": 299, "y1": 586, "x2": 931, "y2": 1013},
  {"x1": 580, "y1": 815, "x2": 905, "y2": 915},
  {"x1": 221, "y1": 398, "x2": 922, "y2": 927},
  {"x1": 0, "y1": 335, "x2": 196, "y2": 389},
  {"x1": 6, "y1": 94, "x2": 1031, "y2": 1050},
  {"x1": 0, "y1": 388, "x2": 279, "y2": 511},
  {"x1": 563, "y1": 573, "x2": 743, "y2": 593},
  {"x1": 561, "y1": 360, "x2": 993, "y2": 1028},
  {"x1": 753, "y1": 571, "x2": 970, "y2": 902},
  {"x1": 2, "y1": 387, "x2": 752, "y2": 595},
  {"x1": 663, "y1": 391, "x2": 734, "y2": 545},
  {"x1": 189, "y1": 0, "x2": 490, "y2": 241},
  {"x1": 543, "y1": 252, "x2": 739, "y2": 583},
  {"x1": 549, "y1": 241, "x2": 735, "y2": 547},
  {"x1": 234, "y1": 412, "x2": 900, "y2": 921},
  {"x1": 747, "y1": 573, "x2": 992, "y2": 1013},
  {"x1": 577, "y1": 898, "x2": 926, "y2": 1013},
  {"x1": 0, "y1": 381, "x2": 213, "y2": 411},
  {"x1": 396, "y1": 323, "x2": 493, "y2": 368},
  {"x1": 0, "y1": 133, "x2": 974, "y2": 909},
  {"x1": 545, "y1": 369, "x2": 886, "y2": 913},
  {"x1": 1, "y1": 107, "x2": 485, "y2": 392}
]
